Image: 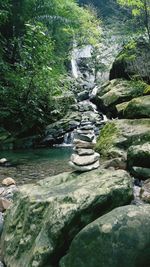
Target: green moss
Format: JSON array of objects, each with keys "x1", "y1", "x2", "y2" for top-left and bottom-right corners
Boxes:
[
  {"x1": 144, "y1": 84, "x2": 150, "y2": 94},
  {"x1": 95, "y1": 122, "x2": 119, "y2": 158}
]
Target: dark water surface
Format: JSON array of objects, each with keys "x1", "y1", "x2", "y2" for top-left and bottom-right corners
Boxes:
[{"x1": 0, "y1": 147, "x2": 72, "y2": 185}]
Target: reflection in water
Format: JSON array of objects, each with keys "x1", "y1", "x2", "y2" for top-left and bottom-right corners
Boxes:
[{"x1": 0, "y1": 148, "x2": 73, "y2": 185}]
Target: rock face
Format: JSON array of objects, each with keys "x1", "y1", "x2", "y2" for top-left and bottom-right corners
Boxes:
[
  {"x1": 110, "y1": 39, "x2": 150, "y2": 83},
  {"x1": 60, "y1": 205, "x2": 150, "y2": 267},
  {"x1": 69, "y1": 121, "x2": 100, "y2": 171},
  {"x1": 95, "y1": 119, "x2": 150, "y2": 160},
  {"x1": 1, "y1": 169, "x2": 133, "y2": 267}
]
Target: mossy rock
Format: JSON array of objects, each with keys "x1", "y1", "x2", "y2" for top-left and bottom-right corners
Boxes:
[
  {"x1": 110, "y1": 39, "x2": 150, "y2": 83},
  {"x1": 1, "y1": 169, "x2": 133, "y2": 267},
  {"x1": 60, "y1": 205, "x2": 150, "y2": 267},
  {"x1": 127, "y1": 143, "x2": 150, "y2": 171},
  {"x1": 94, "y1": 79, "x2": 148, "y2": 115},
  {"x1": 95, "y1": 119, "x2": 150, "y2": 159},
  {"x1": 116, "y1": 95, "x2": 150, "y2": 119}
]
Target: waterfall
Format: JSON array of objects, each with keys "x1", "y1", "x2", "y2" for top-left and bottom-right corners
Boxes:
[
  {"x1": 63, "y1": 132, "x2": 74, "y2": 146},
  {"x1": 55, "y1": 132, "x2": 74, "y2": 147},
  {"x1": 71, "y1": 43, "x2": 93, "y2": 79},
  {"x1": 71, "y1": 57, "x2": 78, "y2": 79}
]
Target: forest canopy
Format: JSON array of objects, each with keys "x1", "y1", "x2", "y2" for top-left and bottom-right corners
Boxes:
[{"x1": 0, "y1": 0, "x2": 100, "y2": 136}]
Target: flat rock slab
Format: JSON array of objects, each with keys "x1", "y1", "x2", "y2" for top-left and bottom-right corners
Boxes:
[
  {"x1": 71, "y1": 152, "x2": 100, "y2": 166},
  {"x1": 60, "y1": 205, "x2": 150, "y2": 267},
  {"x1": 1, "y1": 169, "x2": 133, "y2": 267},
  {"x1": 74, "y1": 139, "x2": 96, "y2": 149},
  {"x1": 74, "y1": 148, "x2": 94, "y2": 156},
  {"x1": 69, "y1": 160, "x2": 100, "y2": 171}
]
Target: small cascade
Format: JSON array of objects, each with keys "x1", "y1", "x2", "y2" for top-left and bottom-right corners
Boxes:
[{"x1": 63, "y1": 132, "x2": 74, "y2": 146}]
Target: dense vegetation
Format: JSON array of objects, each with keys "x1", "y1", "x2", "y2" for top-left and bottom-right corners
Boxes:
[{"x1": 0, "y1": 0, "x2": 100, "y2": 137}]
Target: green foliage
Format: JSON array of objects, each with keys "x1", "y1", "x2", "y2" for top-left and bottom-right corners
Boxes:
[
  {"x1": 117, "y1": 0, "x2": 150, "y2": 40},
  {"x1": 144, "y1": 84, "x2": 150, "y2": 93},
  {"x1": 0, "y1": 0, "x2": 100, "y2": 137}
]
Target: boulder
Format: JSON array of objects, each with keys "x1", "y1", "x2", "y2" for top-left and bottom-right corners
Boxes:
[
  {"x1": 1, "y1": 169, "x2": 133, "y2": 267},
  {"x1": 60, "y1": 205, "x2": 150, "y2": 267},
  {"x1": 94, "y1": 79, "x2": 148, "y2": 115},
  {"x1": 127, "y1": 143, "x2": 150, "y2": 171},
  {"x1": 140, "y1": 179, "x2": 150, "y2": 203},
  {"x1": 95, "y1": 119, "x2": 150, "y2": 160},
  {"x1": 116, "y1": 95, "x2": 150, "y2": 119},
  {"x1": 2, "y1": 177, "x2": 16, "y2": 186},
  {"x1": 110, "y1": 39, "x2": 150, "y2": 83},
  {"x1": 0, "y1": 158, "x2": 7, "y2": 164},
  {"x1": 132, "y1": 167, "x2": 150, "y2": 180},
  {"x1": 71, "y1": 152, "x2": 100, "y2": 166}
]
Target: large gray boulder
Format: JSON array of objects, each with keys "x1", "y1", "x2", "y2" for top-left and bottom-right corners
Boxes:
[
  {"x1": 60, "y1": 205, "x2": 150, "y2": 267},
  {"x1": 1, "y1": 169, "x2": 133, "y2": 267}
]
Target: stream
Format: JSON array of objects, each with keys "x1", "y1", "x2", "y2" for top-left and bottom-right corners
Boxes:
[{"x1": 0, "y1": 147, "x2": 72, "y2": 185}]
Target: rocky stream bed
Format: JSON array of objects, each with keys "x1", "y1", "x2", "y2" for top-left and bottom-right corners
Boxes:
[{"x1": 0, "y1": 17, "x2": 150, "y2": 267}]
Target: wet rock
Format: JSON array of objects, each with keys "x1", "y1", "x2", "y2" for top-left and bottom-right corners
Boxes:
[
  {"x1": 132, "y1": 167, "x2": 150, "y2": 180},
  {"x1": 60, "y1": 205, "x2": 150, "y2": 267},
  {"x1": 140, "y1": 179, "x2": 150, "y2": 203},
  {"x1": 2, "y1": 177, "x2": 16, "y2": 186},
  {"x1": 43, "y1": 111, "x2": 81, "y2": 146},
  {"x1": 77, "y1": 90, "x2": 89, "y2": 101},
  {"x1": 0, "y1": 261, "x2": 4, "y2": 267},
  {"x1": 1, "y1": 169, "x2": 133, "y2": 267}
]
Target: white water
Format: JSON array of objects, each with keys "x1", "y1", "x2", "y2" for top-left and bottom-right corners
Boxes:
[{"x1": 71, "y1": 44, "x2": 93, "y2": 79}]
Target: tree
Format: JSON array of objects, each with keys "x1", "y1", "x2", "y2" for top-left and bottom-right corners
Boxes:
[
  {"x1": 0, "y1": 0, "x2": 101, "y2": 136},
  {"x1": 117, "y1": 0, "x2": 150, "y2": 41}
]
